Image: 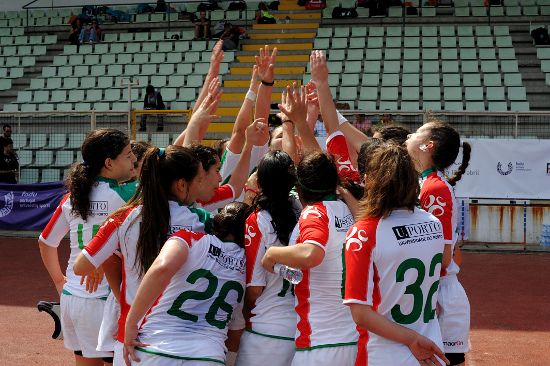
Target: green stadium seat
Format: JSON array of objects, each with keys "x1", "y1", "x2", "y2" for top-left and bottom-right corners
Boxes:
[
  {"x1": 443, "y1": 74, "x2": 461, "y2": 86},
  {"x1": 510, "y1": 101, "x2": 529, "y2": 111},
  {"x1": 463, "y1": 74, "x2": 481, "y2": 87},
  {"x1": 349, "y1": 38, "x2": 366, "y2": 49},
  {"x1": 46, "y1": 134, "x2": 66, "y2": 149},
  {"x1": 18, "y1": 150, "x2": 32, "y2": 166},
  {"x1": 86, "y1": 89, "x2": 102, "y2": 102},
  {"x1": 442, "y1": 61, "x2": 459, "y2": 73},
  {"x1": 444, "y1": 86, "x2": 462, "y2": 100},
  {"x1": 363, "y1": 60, "x2": 381, "y2": 73},
  {"x1": 384, "y1": 48, "x2": 401, "y2": 60},
  {"x1": 34, "y1": 90, "x2": 49, "y2": 103},
  {"x1": 386, "y1": 26, "x2": 401, "y2": 37},
  {"x1": 167, "y1": 53, "x2": 183, "y2": 63},
  {"x1": 504, "y1": 73, "x2": 523, "y2": 86},
  {"x1": 105, "y1": 89, "x2": 121, "y2": 102},
  {"x1": 493, "y1": 25, "x2": 510, "y2": 36},
  {"x1": 507, "y1": 86, "x2": 527, "y2": 100},
  {"x1": 501, "y1": 60, "x2": 519, "y2": 73},
  {"x1": 50, "y1": 90, "x2": 66, "y2": 102},
  {"x1": 20, "y1": 104, "x2": 37, "y2": 112},
  {"x1": 444, "y1": 101, "x2": 464, "y2": 111},
  {"x1": 523, "y1": 5, "x2": 539, "y2": 15},
  {"x1": 174, "y1": 42, "x2": 189, "y2": 53},
  {"x1": 422, "y1": 101, "x2": 442, "y2": 111},
  {"x1": 421, "y1": 7, "x2": 436, "y2": 16},
  {"x1": 477, "y1": 36, "x2": 494, "y2": 48},
  {"x1": 495, "y1": 36, "x2": 513, "y2": 47},
  {"x1": 403, "y1": 61, "x2": 420, "y2": 73},
  {"x1": 388, "y1": 7, "x2": 402, "y2": 17},
  {"x1": 385, "y1": 37, "x2": 402, "y2": 48},
  {"x1": 382, "y1": 73, "x2": 399, "y2": 86},
  {"x1": 169, "y1": 75, "x2": 186, "y2": 88},
  {"x1": 359, "y1": 87, "x2": 378, "y2": 100},
  {"x1": 465, "y1": 87, "x2": 484, "y2": 101},
  {"x1": 57, "y1": 103, "x2": 73, "y2": 112},
  {"x1": 489, "y1": 6, "x2": 505, "y2": 16},
  {"x1": 403, "y1": 36, "x2": 420, "y2": 48},
  {"x1": 365, "y1": 49, "x2": 382, "y2": 60},
  {"x1": 369, "y1": 27, "x2": 384, "y2": 37},
  {"x1": 486, "y1": 101, "x2": 507, "y2": 112},
  {"x1": 328, "y1": 61, "x2": 343, "y2": 73},
  {"x1": 339, "y1": 87, "x2": 358, "y2": 100},
  {"x1": 481, "y1": 61, "x2": 499, "y2": 73},
  {"x1": 404, "y1": 48, "x2": 420, "y2": 60},
  {"x1": 93, "y1": 103, "x2": 110, "y2": 112},
  {"x1": 186, "y1": 75, "x2": 203, "y2": 87},
  {"x1": 185, "y1": 52, "x2": 200, "y2": 63},
  {"x1": 483, "y1": 74, "x2": 502, "y2": 87},
  {"x1": 177, "y1": 64, "x2": 193, "y2": 75},
  {"x1": 422, "y1": 48, "x2": 438, "y2": 60},
  {"x1": 344, "y1": 61, "x2": 362, "y2": 74},
  {"x1": 498, "y1": 48, "x2": 516, "y2": 60},
  {"x1": 458, "y1": 37, "x2": 475, "y2": 48},
  {"x1": 20, "y1": 169, "x2": 39, "y2": 184},
  {"x1": 28, "y1": 133, "x2": 47, "y2": 149},
  {"x1": 471, "y1": 6, "x2": 487, "y2": 16},
  {"x1": 440, "y1": 25, "x2": 455, "y2": 37},
  {"x1": 0, "y1": 78, "x2": 11, "y2": 91},
  {"x1": 400, "y1": 101, "x2": 420, "y2": 111},
  {"x1": 383, "y1": 61, "x2": 400, "y2": 73},
  {"x1": 351, "y1": 27, "x2": 367, "y2": 37},
  {"x1": 151, "y1": 133, "x2": 171, "y2": 147},
  {"x1": 465, "y1": 101, "x2": 485, "y2": 111},
  {"x1": 41, "y1": 168, "x2": 61, "y2": 182},
  {"x1": 357, "y1": 101, "x2": 376, "y2": 110},
  {"x1": 455, "y1": 7, "x2": 469, "y2": 16},
  {"x1": 402, "y1": 74, "x2": 420, "y2": 86},
  {"x1": 179, "y1": 88, "x2": 197, "y2": 102},
  {"x1": 334, "y1": 27, "x2": 350, "y2": 37},
  {"x1": 141, "y1": 64, "x2": 157, "y2": 75},
  {"x1": 423, "y1": 86, "x2": 441, "y2": 100},
  {"x1": 367, "y1": 37, "x2": 383, "y2": 48},
  {"x1": 479, "y1": 48, "x2": 496, "y2": 60},
  {"x1": 379, "y1": 101, "x2": 398, "y2": 110},
  {"x1": 421, "y1": 26, "x2": 437, "y2": 37},
  {"x1": 441, "y1": 49, "x2": 458, "y2": 60},
  {"x1": 159, "y1": 64, "x2": 175, "y2": 75},
  {"x1": 401, "y1": 86, "x2": 420, "y2": 100},
  {"x1": 486, "y1": 86, "x2": 506, "y2": 101},
  {"x1": 362, "y1": 74, "x2": 379, "y2": 86},
  {"x1": 12, "y1": 133, "x2": 27, "y2": 149}
]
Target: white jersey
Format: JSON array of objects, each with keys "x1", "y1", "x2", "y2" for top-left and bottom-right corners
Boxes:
[
  {"x1": 82, "y1": 200, "x2": 212, "y2": 343},
  {"x1": 220, "y1": 143, "x2": 269, "y2": 189},
  {"x1": 344, "y1": 208, "x2": 445, "y2": 366},
  {"x1": 420, "y1": 169, "x2": 460, "y2": 276},
  {"x1": 294, "y1": 198, "x2": 358, "y2": 350},
  {"x1": 244, "y1": 208, "x2": 298, "y2": 339},
  {"x1": 39, "y1": 177, "x2": 136, "y2": 299},
  {"x1": 137, "y1": 230, "x2": 245, "y2": 363}
]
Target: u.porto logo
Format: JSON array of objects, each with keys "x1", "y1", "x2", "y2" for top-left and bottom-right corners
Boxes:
[{"x1": 497, "y1": 162, "x2": 513, "y2": 175}]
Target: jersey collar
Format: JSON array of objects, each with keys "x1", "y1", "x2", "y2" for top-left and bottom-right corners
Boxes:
[
  {"x1": 96, "y1": 176, "x2": 119, "y2": 187},
  {"x1": 420, "y1": 167, "x2": 436, "y2": 178}
]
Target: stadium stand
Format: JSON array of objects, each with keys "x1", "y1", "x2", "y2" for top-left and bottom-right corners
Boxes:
[{"x1": 1, "y1": 0, "x2": 549, "y2": 183}]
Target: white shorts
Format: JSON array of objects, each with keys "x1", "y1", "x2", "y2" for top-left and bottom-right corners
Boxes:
[
  {"x1": 134, "y1": 349, "x2": 222, "y2": 366},
  {"x1": 291, "y1": 345, "x2": 357, "y2": 366},
  {"x1": 236, "y1": 330, "x2": 295, "y2": 366},
  {"x1": 113, "y1": 341, "x2": 124, "y2": 366},
  {"x1": 97, "y1": 292, "x2": 120, "y2": 352},
  {"x1": 438, "y1": 275, "x2": 471, "y2": 353},
  {"x1": 60, "y1": 293, "x2": 112, "y2": 358}
]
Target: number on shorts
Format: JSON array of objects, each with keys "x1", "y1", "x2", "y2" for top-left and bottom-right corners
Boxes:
[
  {"x1": 390, "y1": 254, "x2": 442, "y2": 325},
  {"x1": 168, "y1": 269, "x2": 244, "y2": 329}
]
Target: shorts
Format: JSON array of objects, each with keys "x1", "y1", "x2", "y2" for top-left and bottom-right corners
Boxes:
[
  {"x1": 236, "y1": 330, "x2": 295, "y2": 366},
  {"x1": 134, "y1": 349, "x2": 223, "y2": 366},
  {"x1": 97, "y1": 292, "x2": 120, "y2": 352},
  {"x1": 113, "y1": 341, "x2": 124, "y2": 366},
  {"x1": 60, "y1": 293, "x2": 112, "y2": 359},
  {"x1": 438, "y1": 275, "x2": 471, "y2": 353},
  {"x1": 291, "y1": 345, "x2": 357, "y2": 366}
]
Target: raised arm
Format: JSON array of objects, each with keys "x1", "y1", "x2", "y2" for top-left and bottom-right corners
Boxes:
[
  {"x1": 310, "y1": 50, "x2": 339, "y2": 136},
  {"x1": 254, "y1": 45, "x2": 277, "y2": 143},
  {"x1": 182, "y1": 78, "x2": 222, "y2": 146},
  {"x1": 193, "y1": 40, "x2": 224, "y2": 113}
]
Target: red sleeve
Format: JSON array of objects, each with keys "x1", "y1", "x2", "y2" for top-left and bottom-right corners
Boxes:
[
  {"x1": 39, "y1": 193, "x2": 70, "y2": 246},
  {"x1": 298, "y1": 203, "x2": 330, "y2": 250},
  {"x1": 344, "y1": 218, "x2": 380, "y2": 305},
  {"x1": 326, "y1": 131, "x2": 360, "y2": 184},
  {"x1": 169, "y1": 229, "x2": 207, "y2": 248},
  {"x1": 197, "y1": 184, "x2": 235, "y2": 206},
  {"x1": 84, "y1": 207, "x2": 135, "y2": 261},
  {"x1": 420, "y1": 180, "x2": 454, "y2": 244},
  {"x1": 244, "y1": 211, "x2": 265, "y2": 285}
]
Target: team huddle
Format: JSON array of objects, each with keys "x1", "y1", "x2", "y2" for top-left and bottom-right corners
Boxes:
[{"x1": 38, "y1": 42, "x2": 472, "y2": 366}]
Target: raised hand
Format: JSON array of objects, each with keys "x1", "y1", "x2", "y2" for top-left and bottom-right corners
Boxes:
[
  {"x1": 255, "y1": 45, "x2": 278, "y2": 83},
  {"x1": 245, "y1": 118, "x2": 268, "y2": 146},
  {"x1": 310, "y1": 50, "x2": 329, "y2": 86},
  {"x1": 209, "y1": 40, "x2": 225, "y2": 76},
  {"x1": 249, "y1": 65, "x2": 260, "y2": 93},
  {"x1": 278, "y1": 83, "x2": 308, "y2": 125}
]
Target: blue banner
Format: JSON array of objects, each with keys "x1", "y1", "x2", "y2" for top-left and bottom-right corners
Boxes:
[{"x1": 0, "y1": 181, "x2": 66, "y2": 231}]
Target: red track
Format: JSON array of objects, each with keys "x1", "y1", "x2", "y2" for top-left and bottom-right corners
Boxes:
[{"x1": 1, "y1": 238, "x2": 549, "y2": 365}]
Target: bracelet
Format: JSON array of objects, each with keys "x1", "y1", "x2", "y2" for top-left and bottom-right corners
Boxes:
[
  {"x1": 261, "y1": 79, "x2": 275, "y2": 86},
  {"x1": 245, "y1": 89, "x2": 257, "y2": 102}
]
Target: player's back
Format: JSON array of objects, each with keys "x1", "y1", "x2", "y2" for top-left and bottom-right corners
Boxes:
[{"x1": 138, "y1": 231, "x2": 245, "y2": 363}]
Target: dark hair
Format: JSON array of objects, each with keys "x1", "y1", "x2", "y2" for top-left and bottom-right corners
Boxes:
[
  {"x1": 146, "y1": 84, "x2": 155, "y2": 95},
  {"x1": 127, "y1": 145, "x2": 201, "y2": 277},
  {"x1": 68, "y1": 129, "x2": 129, "y2": 221},
  {"x1": 373, "y1": 124, "x2": 410, "y2": 145},
  {"x1": 2, "y1": 124, "x2": 11, "y2": 131},
  {"x1": 268, "y1": 125, "x2": 283, "y2": 148},
  {"x1": 296, "y1": 152, "x2": 338, "y2": 205},
  {"x1": 359, "y1": 143, "x2": 419, "y2": 219},
  {"x1": 213, "y1": 138, "x2": 229, "y2": 160},
  {"x1": 190, "y1": 144, "x2": 219, "y2": 171},
  {"x1": 131, "y1": 140, "x2": 152, "y2": 162},
  {"x1": 425, "y1": 121, "x2": 471, "y2": 186},
  {"x1": 212, "y1": 202, "x2": 252, "y2": 248},
  {"x1": 357, "y1": 138, "x2": 384, "y2": 179},
  {"x1": 253, "y1": 151, "x2": 297, "y2": 245}
]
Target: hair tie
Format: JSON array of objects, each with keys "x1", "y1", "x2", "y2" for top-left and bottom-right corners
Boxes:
[
  {"x1": 296, "y1": 177, "x2": 334, "y2": 194},
  {"x1": 158, "y1": 148, "x2": 165, "y2": 157}
]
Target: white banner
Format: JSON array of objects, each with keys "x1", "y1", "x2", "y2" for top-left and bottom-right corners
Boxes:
[{"x1": 447, "y1": 139, "x2": 550, "y2": 199}]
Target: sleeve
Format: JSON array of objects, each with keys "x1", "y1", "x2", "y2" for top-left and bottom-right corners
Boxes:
[
  {"x1": 326, "y1": 131, "x2": 361, "y2": 184},
  {"x1": 39, "y1": 194, "x2": 71, "y2": 247},
  {"x1": 343, "y1": 220, "x2": 379, "y2": 306},
  {"x1": 82, "y1": 208, "x2": 134, "y2": 268},
  {"x1": 244, "y1": 212, "x2": 267, "y2": 287},
  {"x1": 220, "y1": 147, "x2": 241, "y2": 185},
  {"x1": 298, "y1": 204, "x2": 330, "y2": 251},
  {"x1": 250, "y1": 143, "x2": 269, "y2": 174},
  {"x1": 197, "y1": 184, "x2": 235, "y2": 207},
  {"x1": 169, "y1": 229, "x2": 207, "y2": 249},
  {"x1": 420, "y1": 182, "x2": 454, "y2": 244}
]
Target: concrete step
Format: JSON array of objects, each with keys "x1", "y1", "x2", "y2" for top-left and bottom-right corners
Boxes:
[
  {"x1": 221, "y1": 93, "x2": 282, "y2": 102},
  {"x1": 249, "y1": 32, "x2": 316, "y2": 40},
  {"x1": 242, "y1": 42, "x2": 312, "y2": 51},
  {"x1": 252, "y1": 22, "x2": 319, "y2": 30},
  {"x1": 232, "y1": 61, "x2": 307, "y2": 68},
  {"x1": 242, "y1": 37, "x2": 314, "y2": 45},
  {"x1": 230, "y1": 66, "x2": 305, "y2": 75},
  {"x1": 238, "y1": 49, "x2": 312, "y2": 56},
  {"x1": 224, "y1": 79, "x2": 300, "y2": 88},
  {"x1": 271, "y1": 11, "x2": 321, "y2": 20},
  {"x1": 237, "y1": 54, "x2": 310, "y2": 62},
  {"x1": 223, "y1": 73, "x2": 302, "y2": 81}
]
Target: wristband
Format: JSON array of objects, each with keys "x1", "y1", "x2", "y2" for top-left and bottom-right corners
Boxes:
[
  {"x1": 245, "y1": 89, "x2": 257, "y2": 102},
  {"x1": 261, "y1": 79, "x2": 275, "y2": 86}
]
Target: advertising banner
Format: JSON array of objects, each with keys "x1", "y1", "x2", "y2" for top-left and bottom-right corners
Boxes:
[{"x1": 0, "y1": 181, "x2": 65, "y2": 231}]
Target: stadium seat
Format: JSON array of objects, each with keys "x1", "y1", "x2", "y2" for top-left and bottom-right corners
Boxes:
[
  {"x1": 20, "y1": 168, "x2": 39, "y2": 184},
  {"x1": 41, "y1": 169, "x2": 61, "y2": 182},
  {"x1": 34, "y1": 150, "x2": 53, "y2": 167}
]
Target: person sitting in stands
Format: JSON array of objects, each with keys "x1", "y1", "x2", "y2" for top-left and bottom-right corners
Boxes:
[
  {"x1": 194, "y1": 10, "x2": 211, "y2": 39},
  {"x1": 140, "y1": 85, "x2": 166, "y2": 132}
]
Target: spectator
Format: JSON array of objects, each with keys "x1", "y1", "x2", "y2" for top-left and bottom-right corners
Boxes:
[
  {"x1": 155, "y1": 0, "x2": 167, "y2": 12},
  {"x1": 2, "y1": 124, "x2": 11, "y2": 140},
  {"x1": 194, "y1": 10, "x2": 211, "y2": 40},
  {"x1": 91, "y1": 19, "x2": 102, "y2": 41},
  {"x1": 219, "y1": 23, "x2": 241, "y2": 51},
  {"x1": 256, "y1": 2, "x2": 277, "y2": 24},
  {"x1": 79, "y1": 22, "x2": 98, "y2": 44},
  {"x1": 139, "y1": 85, "x2": 165, "y2": 132},
  {"x1": 353, "y1": 114, "x2": 372, "y2": 133},
  {"x1": 378, "y1": 112, "x2": 395, "y2": 125},
  {"x1": 0, "y1": 137, "x2": 18, "y2": 184},
  {"x1": 69, "y1": 18, "x2": 82, "y2": 45}
]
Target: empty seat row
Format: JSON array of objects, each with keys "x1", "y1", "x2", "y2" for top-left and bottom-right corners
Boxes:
[
  {"x1": 455, "y1": 0, "x2": 550, "y2": 5},
  {"x1": 325, "y1": 47, "x2": 516, "y2": 61},
  {"x1": 317, "y1": 25, "x2": 510, "y2": 38},
  {"x1": 0, "y1": 67, "x2": 23, "y2": 78},
  {"x1": 13, "y1": 133, "x2": 86, "y2": 150},
  {"x1": 20, "y1": 168, "x2": 65, "y2": 184},
  {"x1": 0, "y1": 27, "x2": 24, "y2": 37},
  {"x1": 41, "y1": 63, "x2": 224, "y2": 78},
  {"x1": 0, "y1": 35, "x2": 56, "y2": 46},
  {"x1": 314, "y1": 35, "x2": 513, "y2": 49},
  {"x1": 53, "y1": 51, "x2": 233, "y2": 66},
  {"x1": 4, "y1": 101, "x2": 192, "y2": 113},
  {"x1": 104, "y1": 31, "x2": 195, "y2": 43},
  {"x1": 354, "y1": 100, "x2": 530, "y2": 112},
  {"x1": 455, "y1": 5, "x2": 550, "y2": 16},
  {"x1": 62, "y1": 40, "x2": 224, "y2": 55},
  {"x1": 0, "y1": 45, "x2": 47, "y2": 56},
  {"x1": 0, "y1": 56, "x2": 35, "y2": 67}
]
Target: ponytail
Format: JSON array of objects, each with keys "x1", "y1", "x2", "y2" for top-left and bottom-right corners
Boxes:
[
  {"x1": 68, "y1": 129, "x2": 129, "y2": 221},
  {"x1": 448, "y1": 141, "x2": 471, "y2": 186},
  {"x1": 130, "y1": 145, "x2": 200, "y2": 277}
]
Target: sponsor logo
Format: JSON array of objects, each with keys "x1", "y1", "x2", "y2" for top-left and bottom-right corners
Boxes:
[
  {"x1": 244, "y1": 224, "x2": 256, "y2": 247},
  {"x1": 0, "y1": 192, "x2": 14, "y2": 218},
  {"x1": 208, "y1": 243, "x2": 245, "y2": 273},
  {"x1": 89, "y1": 201, "x2": 109, "y2": 217},
  {"x1": 423, "y1": 195, "x2": 446, "y2": 217},
  {"x1": 334, "y1": 214, "x2": 354, "y2": 232},
  {"x1": 497, "y1": 162, "x2": 513, "y2": 175},
  {"x1": 392, "y1": 221, "x2": 443, "y2": 246},
  {"x1": 301, "y1": 206, "x2": 322, "y2": 220},
  {"x1": 443, "y1": 340, "x2": 465, "y2": 347},
  {"x1": 345, "y1": 226, "x2": 367, "y2": 251},
  {"x1": 169, "y1": 225, "x2": 192, "y2": 236},
  {"x1": 336, "y1": 157, "x2": 356, "y2": 173},
  {"x1": 21, "y1": 191, "x2": 37, "y2": 198}
]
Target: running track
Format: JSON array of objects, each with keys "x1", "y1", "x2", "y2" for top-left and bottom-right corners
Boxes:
[{"x1": 1, "y1": 238, "x2": 549, "y2": 365}]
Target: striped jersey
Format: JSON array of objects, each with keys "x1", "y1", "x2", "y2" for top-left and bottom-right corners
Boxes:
[
  {"x1": 39, "y1": 177, "x2": 136, "y2": 299},
  {"x1": 344, "y1": 209, "x2": 445, "y2": 366},
  {"x1": 294, "y1": 198, "x2": 358, "y2": 350},
  {"x1": 82, "y1": 200, "x2": 213, "y2": 343},
  {"x1": 244, "y1": 206, "x2": 299, "y2": 339},
  {"x1": 326, "y1": 130, "x2": 361, "y2": 184},
  {"x1": 137, "y1": 230, "x2": 245, "y2": 363},
  {"x1": 420, "y1": 168, "x2": 460, "y2": 276}
]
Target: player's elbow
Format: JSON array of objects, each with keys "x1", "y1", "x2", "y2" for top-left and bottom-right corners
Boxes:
[{"x1": 298, "y1": 245, "x2": 325, "y2": 269}]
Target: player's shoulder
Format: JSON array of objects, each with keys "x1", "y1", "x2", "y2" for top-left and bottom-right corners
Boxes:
[{"x1": 300, "y1": 202, "x2": 328, "y2": 221}]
